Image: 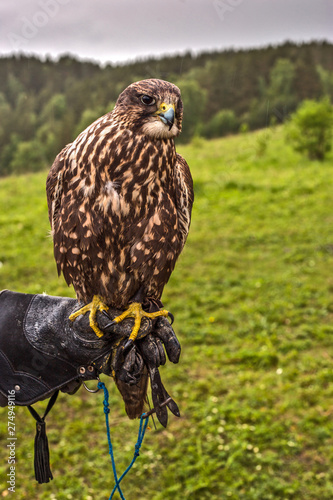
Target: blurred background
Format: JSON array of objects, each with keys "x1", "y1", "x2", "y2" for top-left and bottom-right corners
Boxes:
[
  {"x1": 0, "y1": 0, "x2": 332, "y2": 173},
  {"x1": 1, "y1": 1, "x2": 333, "y2": 499}
]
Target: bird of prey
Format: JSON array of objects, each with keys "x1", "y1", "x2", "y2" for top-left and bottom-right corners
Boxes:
[{"x1": 46, "y1": 79, "x2": 193, "y2": 416}]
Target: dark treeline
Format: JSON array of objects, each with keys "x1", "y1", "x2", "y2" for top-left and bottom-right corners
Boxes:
[{"x1": 0, "y1": 41, "x2": 332, "y2": 175}]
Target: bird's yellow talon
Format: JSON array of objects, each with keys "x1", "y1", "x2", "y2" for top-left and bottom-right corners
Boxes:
[
  {"x1": 112, "y1": 302, "x2": 169, "y2": 342},
  {"x1": 69, "y1": 295, "x2": 108, "y2": 338}
]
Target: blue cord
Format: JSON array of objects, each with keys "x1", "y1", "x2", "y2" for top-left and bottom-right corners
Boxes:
[{"x1": 98, "y1": 381, "x2": 149, "y2": 500}]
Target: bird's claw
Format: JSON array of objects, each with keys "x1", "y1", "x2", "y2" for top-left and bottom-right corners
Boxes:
[
  {"x1": 104, "y1": 302, "x2": 170, "y2": 344},
  {"x1": 69, "y1": 295, "x2": 108, "y2": 338},
  {"x1": 101, "y1": 310, "x2": 118, "y2": 330},
  {"x1": 122, "y1": 338, "x2": 135, "y2": 355},
  {"x1": 167, "y1": 311, "x2": 174, "y2": 324}
]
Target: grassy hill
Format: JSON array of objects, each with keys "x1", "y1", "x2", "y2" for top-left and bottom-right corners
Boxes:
[{"x1": 1, "y1": 127, "x2": 333, "y2": 499}]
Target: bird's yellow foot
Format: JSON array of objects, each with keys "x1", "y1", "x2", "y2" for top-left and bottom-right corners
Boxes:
[
  {"x1": 112, "y1": 302, "x2": 169, "y2": 342},
  {"x1": 69, "y1": 295, "x2": 109, "y2": 338}
]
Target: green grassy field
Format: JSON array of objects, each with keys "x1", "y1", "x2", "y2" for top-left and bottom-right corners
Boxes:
[{"x1": 1, "y1": 127, "x2": 333, "y2": 499}]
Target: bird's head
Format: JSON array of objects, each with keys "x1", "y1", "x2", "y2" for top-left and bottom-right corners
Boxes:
[{"x1": 114, "y1": 79, "x2": 183, "y2": 139}]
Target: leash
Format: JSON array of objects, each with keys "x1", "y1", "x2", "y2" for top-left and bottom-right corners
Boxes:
[{"x1": 97, "y1": 381, "x2": 149, "y2": 500}]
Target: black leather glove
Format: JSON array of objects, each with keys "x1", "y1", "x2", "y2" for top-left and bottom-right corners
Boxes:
[{"x1": 0, "y1": 289, "x2": 181, "y2": 426}]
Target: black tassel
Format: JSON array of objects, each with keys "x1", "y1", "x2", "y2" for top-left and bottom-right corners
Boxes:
[
  {"x1": 33, "y1": 419, "x2": 53, "y2": 483},
  {"x1": 27, "y1": 390, "x2": 59, "y2": 484}
]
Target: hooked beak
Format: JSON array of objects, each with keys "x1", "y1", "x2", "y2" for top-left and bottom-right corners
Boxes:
[{"x1": 155, "y1": 103, "x2": 175, "y2": 131}]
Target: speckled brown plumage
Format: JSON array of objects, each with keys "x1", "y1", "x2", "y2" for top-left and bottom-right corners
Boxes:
[
  {"x1": 46, "y1": 79, "x2": 193, "y2": 310},
  {"x1": 46, "y1": 79, "x2": 193, "y2": 419}
]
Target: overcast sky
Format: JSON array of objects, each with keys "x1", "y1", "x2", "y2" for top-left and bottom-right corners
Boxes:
[{"x1": 1, "y1": 0, "x2": 332, "y2": 65}]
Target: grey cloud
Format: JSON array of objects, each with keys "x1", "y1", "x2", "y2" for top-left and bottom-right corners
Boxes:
[{"x1": 1, "y1": 0, "x2": 332, "y2": 63}]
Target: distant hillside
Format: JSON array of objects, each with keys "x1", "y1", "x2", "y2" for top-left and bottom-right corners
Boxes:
[{"x1": 0, "y1": 41, "x2": 332, "y2": 175}]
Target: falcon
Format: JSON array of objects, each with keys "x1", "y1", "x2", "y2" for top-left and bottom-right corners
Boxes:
[{"x1": 46, "y1": 79, "x2": 193, "y2": 414}]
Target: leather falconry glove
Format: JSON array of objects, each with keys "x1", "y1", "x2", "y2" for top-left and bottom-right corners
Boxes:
[{"x1": 0, "y1": 289, "x2": 181, "y2": 424}]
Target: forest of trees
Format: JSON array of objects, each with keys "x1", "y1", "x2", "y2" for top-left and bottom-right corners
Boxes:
[{"x1": 0, "y1": 41, "x2": 332, "y2": 176}]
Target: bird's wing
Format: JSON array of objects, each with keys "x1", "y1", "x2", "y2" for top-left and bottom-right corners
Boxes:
[
  {"x1": 46, "y1": 148, "x2": 68, "y2": 233},
  {"x1": 45, "y1": 117, "x2": 131, "y2": 298},
  {"x1": 174, "y1": 153, "x2": 194, "y2": 250}
]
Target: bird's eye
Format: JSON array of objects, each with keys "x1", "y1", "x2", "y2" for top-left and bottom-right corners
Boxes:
[{"x1": 140, "y1": 95, "x2": 155, "y2": 106}]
